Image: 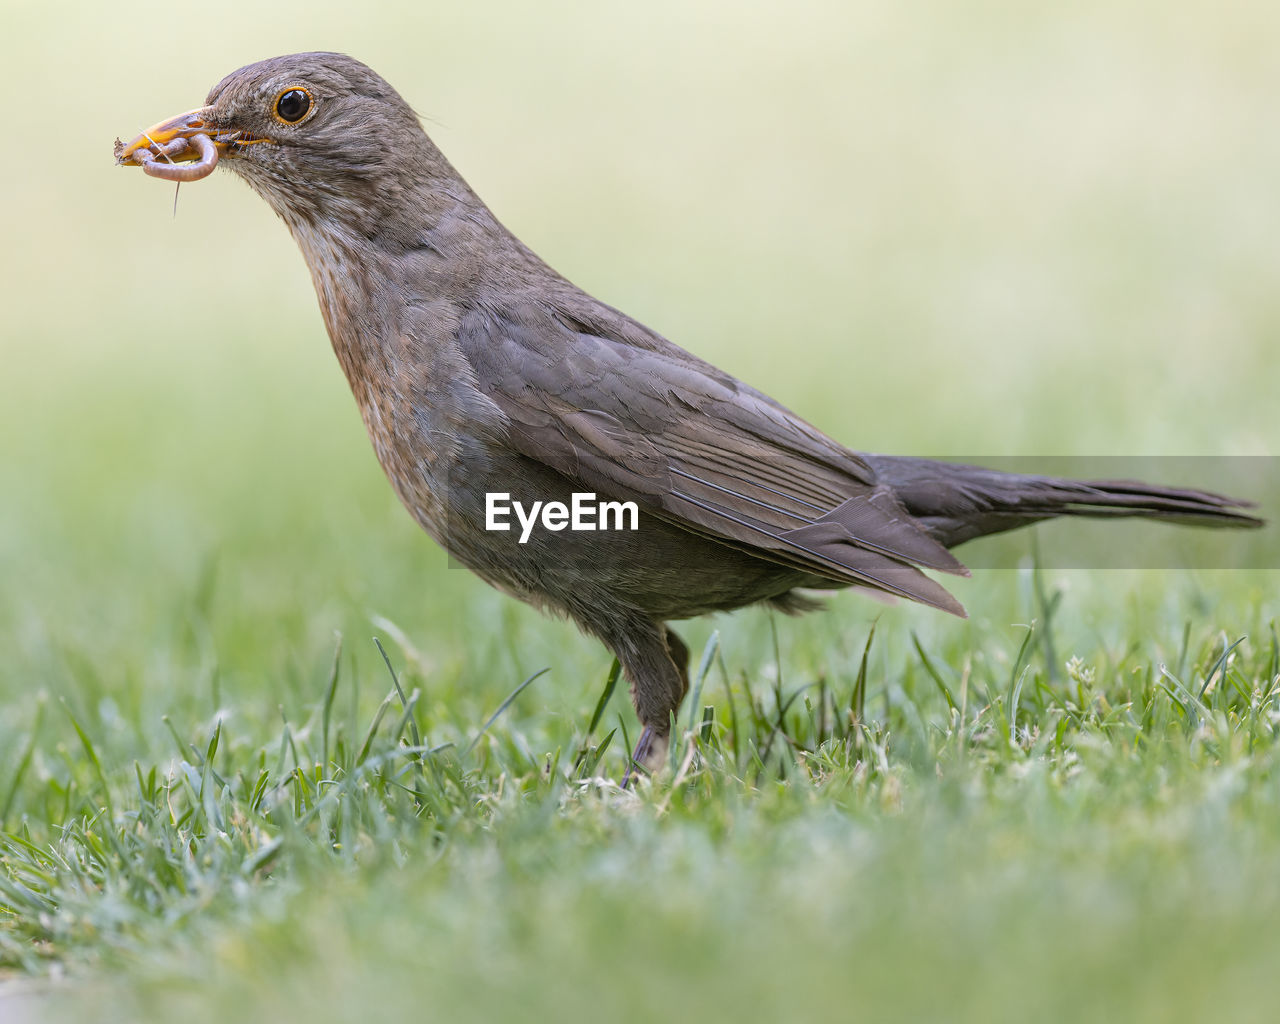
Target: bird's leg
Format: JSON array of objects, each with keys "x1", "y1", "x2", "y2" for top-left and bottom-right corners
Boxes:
[
  {"x1": 622, "y1": 726, "x2": 659, "y2": 788},
  {"x1": 587, "y1": 616, "x2": 688, "y2": 787},
  {"x1": 620, "y1": 624, "x2": 693, "y2": 787},
  {"x1": 663, "y1": 625, "x2": 692, "y2": 702}
]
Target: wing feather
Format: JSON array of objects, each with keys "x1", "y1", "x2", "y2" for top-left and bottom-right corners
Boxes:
[{"x1": 456, "y1": 304, "x2": 968, "y2": 614}]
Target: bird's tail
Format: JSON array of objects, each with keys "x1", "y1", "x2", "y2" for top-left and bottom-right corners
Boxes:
[{"x1": 867, "y1": 456, "x2": 1263, "y2": 548}]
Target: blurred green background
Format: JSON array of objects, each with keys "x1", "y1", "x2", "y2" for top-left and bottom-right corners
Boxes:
[
  {"x1": 3, "y1": 0, "x2": 1277, "y2": 687},
  {"x1": 2, "y1": 0, "x2": 1280, "y2": 1019}
]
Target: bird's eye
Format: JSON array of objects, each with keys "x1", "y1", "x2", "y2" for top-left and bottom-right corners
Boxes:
[{"x1": 274, "y1": 88, "x2": 313, "y2": 124}]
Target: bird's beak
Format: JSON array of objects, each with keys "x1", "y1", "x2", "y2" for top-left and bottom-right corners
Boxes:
[
  {"x1": 115, "y1": 106, "x2": 267, "y2": 172},
  {"x1": 119, "y1": 107, "x2": 216, "y2": 162}
]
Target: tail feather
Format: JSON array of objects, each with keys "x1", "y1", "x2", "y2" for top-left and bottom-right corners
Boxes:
[{"x1": 867, "y1": 456, "x2": 1263, "y2": 548}]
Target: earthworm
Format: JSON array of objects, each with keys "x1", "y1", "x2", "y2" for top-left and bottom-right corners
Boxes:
[{"x1": 136, "y1": 132, "x2": 219, "y2": 182}]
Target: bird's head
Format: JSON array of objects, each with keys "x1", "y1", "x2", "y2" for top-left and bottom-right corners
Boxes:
[{"x1": 117, "y1": 52, "x2": 443, "y2": 235}]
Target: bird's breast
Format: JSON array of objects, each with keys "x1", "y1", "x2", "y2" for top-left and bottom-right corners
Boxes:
[{"x1": 287, "y1": 221, "x2": 504, "y2": 549}]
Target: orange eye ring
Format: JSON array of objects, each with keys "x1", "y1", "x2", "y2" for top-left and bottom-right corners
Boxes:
[{"x1": 272, "y1": 87, "x2": 314, "y2": 125}]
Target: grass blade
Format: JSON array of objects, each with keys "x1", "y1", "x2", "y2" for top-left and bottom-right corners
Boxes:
[
  {"x1": 463, "y1": 668, "x2": 549, "y2": 757},
  {"x1": 912, "y1": 632, "x2": 957, "y2": 713},
  {"x1": 851, "y1": 620, "x2": 877, "y2": 727},
  {"x1": 587, "y1": 659, "x2": 621, "y2": 735},
  {"x1": 321, "y1": 633, "x2": 343, "y2": 773}
]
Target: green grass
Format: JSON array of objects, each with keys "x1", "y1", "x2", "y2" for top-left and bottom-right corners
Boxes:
[
  {"x1": 4, "y1": 0, "x2": 1280, "y2": 1020},
  {"x1": 5, "y1": 570, "x2": 1280, "y2": 1022}
]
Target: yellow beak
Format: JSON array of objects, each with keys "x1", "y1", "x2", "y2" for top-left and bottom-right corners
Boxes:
[
  {"x1": 118, "y1": 107, "x2": 218, "y2": 163},
  {"x1": 116, "y1": 105, "x2": 268, "y2": 170}
]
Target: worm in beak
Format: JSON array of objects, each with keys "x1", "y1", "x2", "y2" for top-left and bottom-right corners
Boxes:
[{"x1": 115, "y1": 106, "x2": 264, "y2": 182}]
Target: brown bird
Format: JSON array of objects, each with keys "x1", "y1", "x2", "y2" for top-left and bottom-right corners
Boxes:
[{"x1": 117, "y1": 52, "x2": 1260, "y2": 777}]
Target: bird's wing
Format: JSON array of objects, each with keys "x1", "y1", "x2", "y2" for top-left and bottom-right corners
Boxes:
[{"x1": 457, "y1": 303, "x2": 968, "y2": 614}]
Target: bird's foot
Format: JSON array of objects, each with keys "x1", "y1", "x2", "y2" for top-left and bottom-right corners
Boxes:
[{"x1": 621, "y1": 726, "x2": 669, "y2": 789}]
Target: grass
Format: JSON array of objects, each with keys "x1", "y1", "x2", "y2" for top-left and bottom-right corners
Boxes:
[
  {"x1": 4, "y1": 572, "x2": 1280, "y2": 1021},
  {"x1": 4, "y1": 0, "x2": 1280, "y2": 1020}
]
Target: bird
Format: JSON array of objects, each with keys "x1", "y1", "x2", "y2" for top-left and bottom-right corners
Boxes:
[{"x1": 116, "y1": 52, "x2": 1261, "y2": 778}]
